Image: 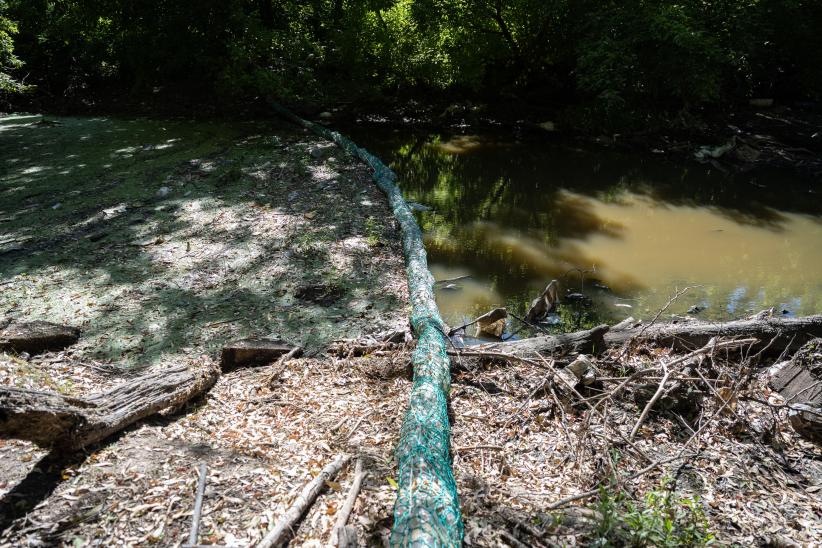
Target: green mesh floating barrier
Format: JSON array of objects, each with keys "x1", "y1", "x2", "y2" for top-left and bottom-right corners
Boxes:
[{"x1": 270, "y1": 103, "x2": 463, "y2": 546}]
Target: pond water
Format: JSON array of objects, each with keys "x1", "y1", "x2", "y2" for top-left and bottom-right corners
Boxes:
[{"x1": 348, "y1": 127, "x2": 822, "y2": 330}]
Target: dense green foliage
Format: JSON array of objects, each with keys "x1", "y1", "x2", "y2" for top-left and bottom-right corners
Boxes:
[
  {"x1": 0, "y1": 1, "x2": 24, "y2": 93},
  {"x1": 2, "y1": 0, "x2": 821, "y2": 115}
]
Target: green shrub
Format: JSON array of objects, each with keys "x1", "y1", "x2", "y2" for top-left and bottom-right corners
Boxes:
[{"x1": 591, "y1": 481, "x2": 714, "y2": 547}]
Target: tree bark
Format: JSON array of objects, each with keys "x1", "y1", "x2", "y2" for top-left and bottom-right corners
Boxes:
[
  {"x1": 258, "y1": 0, "x2": 274, "y2": 28},
  {"x1": 0, "y1": 362, "x2": 219, "y2": 450}
]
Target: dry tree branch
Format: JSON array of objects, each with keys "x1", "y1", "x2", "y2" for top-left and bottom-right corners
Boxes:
[{"x1": 330, "y1": 459, "x2": 366, "y2": 546}]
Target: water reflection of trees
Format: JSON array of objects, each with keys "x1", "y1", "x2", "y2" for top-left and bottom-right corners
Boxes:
[
  {"x1": 356, "y1": 129, "x2": 822, "y2": 322},
  {"x1": 378, "y1": 131, "x2": 820, "y2": 231}
]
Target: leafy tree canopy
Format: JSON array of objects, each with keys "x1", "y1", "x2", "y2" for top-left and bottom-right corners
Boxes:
[{"x1": 2, "y1": 0, "x2": 821, "y2": 116}]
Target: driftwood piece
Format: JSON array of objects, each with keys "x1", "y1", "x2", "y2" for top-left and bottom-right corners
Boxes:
[
  {"x1": 604, "y1": 314, "x2": 822, "y2": 356},
  {"x1": 0, "y1": 362, "x2": 220, "y2": 450},
  {"x1": 448, "y1": 307, "x2": 507, "y2": 336},
  {"x1": 0, "y1": 321, "x2": 80, "y2": 354},
  {"x1": 477, "y1": 308, "x2": 508, "y2": 338},
  {"x1": 497, "y1": 324, "x2": 609, "y2": 358},
  {"x1": 500, "y1": 315, "x2": 822, "y2": 360},
  {"x1": 524, "y1": 281, "x2": 558, "y2": 323},
  {"x1": 257, "y1": 455, "x2": 350, "y2": 548},
  {"x1": 220, "y1": 339, "x2": 298, "y2": 370}
]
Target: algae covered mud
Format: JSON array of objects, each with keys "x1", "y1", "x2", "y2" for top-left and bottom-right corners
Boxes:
[{"x1": 348, "y1": 127, "x2": 822, "y2": 329}]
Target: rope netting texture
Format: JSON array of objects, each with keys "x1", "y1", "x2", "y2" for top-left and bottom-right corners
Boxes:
[{"x1": 270, "y1": 103, "x2": 463, "y2": 546}]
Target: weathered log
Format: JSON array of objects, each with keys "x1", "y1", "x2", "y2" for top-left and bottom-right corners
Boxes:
[
  {"x1": 0, "y1": 321, "x2": 80, "y2": 354},
  {"x1": 499, "y1": 315, "x2": 822, "y2": 359},
  {"x1": 788, "y1": 405, "x2": 822, "y2": 443},
  {"x1": 604, "y1": 314, "x2": 822, "y2": 356},
  {"x1": 495, "y1": 324, "x2": 609, "y2": 358},
  {"x1": 220, "y1": 339, "x2": 298, "y2": 370},
  {"x1": 0, "y1": 362, "x2": 220, "y2": 450},
  {"x1": 770, "y1": 338, "x2": 822, "y2": 443},
  {"x1": 769, "y1": 338, "x2": 822, "y2": 407}
]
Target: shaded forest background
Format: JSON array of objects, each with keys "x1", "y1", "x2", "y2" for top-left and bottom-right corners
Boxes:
[{"x1": 1, "y1": 0, "x2": 822, "y2": 127}]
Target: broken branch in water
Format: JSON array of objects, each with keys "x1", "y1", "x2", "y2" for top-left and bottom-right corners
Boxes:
[
  {"x1": 434, "y1": 275, "x2": 471, "y2": 287},
  {"x1": 447, "y1": 307, "x2": 508, "y2": 336},
  {"x1": 524, "y1": 280, "x2": 559, "y2": 323}
]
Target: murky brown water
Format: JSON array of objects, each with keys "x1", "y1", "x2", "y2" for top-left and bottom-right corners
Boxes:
[{"x1": 349, "y1": 128, "x2": 822, "y2": 329}]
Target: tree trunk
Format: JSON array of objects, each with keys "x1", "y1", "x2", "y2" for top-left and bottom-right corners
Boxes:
[
  {"x1": 258, "y1": 0, "x2": 274, "y2": 28},
  {"x1": 0, "y1": 362, "x2": 219, "y2": 450}
]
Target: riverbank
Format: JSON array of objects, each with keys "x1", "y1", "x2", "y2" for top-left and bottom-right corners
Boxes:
[
  {"x1": 10, "y1": 88, "x2": 822, "y2": 179},
  {"x1": 319, "y1": 97, "x2": 822, "y2": 179},
  {"x1": 0, "y1": 114, "x2": 412, "y2": 545},
  {"x1": 1, "y1": 114, "x2": 820, "y2": 547}
]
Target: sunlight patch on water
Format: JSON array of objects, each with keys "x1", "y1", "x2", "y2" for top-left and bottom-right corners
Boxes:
[{"x1": 558, "y1": 190, "x2": 822, "y2": 308}]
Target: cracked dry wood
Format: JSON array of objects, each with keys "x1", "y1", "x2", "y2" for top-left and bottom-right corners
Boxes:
[{"x1": 0, "y1": 361, "x2": 220, "y2": 450}]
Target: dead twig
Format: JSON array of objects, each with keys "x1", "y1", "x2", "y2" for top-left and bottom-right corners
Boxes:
[
  {"x1": 330, "y1": 459, "x2": 366, "y2": 546},
  {"x1": 628, "y1": 337, "x2": 756, "y2": 439},
  {"x1": 345, "y1": 411, "x2": 374, "y2": 440},
  {"x1": 187, "y1": 463, "x2": 207, "y2": 546},
  {"x1": 257, "y1": 454, "x2": 350, "y2": 548}
]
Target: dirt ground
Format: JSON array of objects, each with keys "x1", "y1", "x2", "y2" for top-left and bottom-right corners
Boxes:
[
  {"x1": 0, "y1": 114, "x2": 410, "y2": 546},
  {"x1": 1, "y1": 115, "x2": 821, "y2": 547}
]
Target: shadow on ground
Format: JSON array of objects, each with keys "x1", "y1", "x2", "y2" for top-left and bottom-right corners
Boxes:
[{"x1": 0, "y1": 114, "x2": 408, "y2": 370}]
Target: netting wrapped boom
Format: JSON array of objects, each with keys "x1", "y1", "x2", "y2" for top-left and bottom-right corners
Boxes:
[{"x1": 270, "y1": 103, "x2": 463, "y2": 546}]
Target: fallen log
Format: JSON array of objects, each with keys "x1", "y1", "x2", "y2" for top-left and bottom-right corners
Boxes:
[
  {"x1": 0, "y1": 361, "x2": 220, "y2": 450},
  {"x1": 492, "y1": 324, "x2": 609, "y2": 358},
  {"x1": 0, "y1": 321, "x2": 80, "y2": 354},
  {"x1": 769, "y1": 338, "x2": 822, "y2": 407},
  {"x1": 604, "y1": 314, "x2": 822, "y2": 356},
  {"x1": 769, "y1": 338, "x2": 822, "y2": 443},
  {"x1": 496, "y1": 315, "x2": 822, "y2": 360},
  {"x1": 220, "y1": 339, "x2": 299, "y2": 370}
]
